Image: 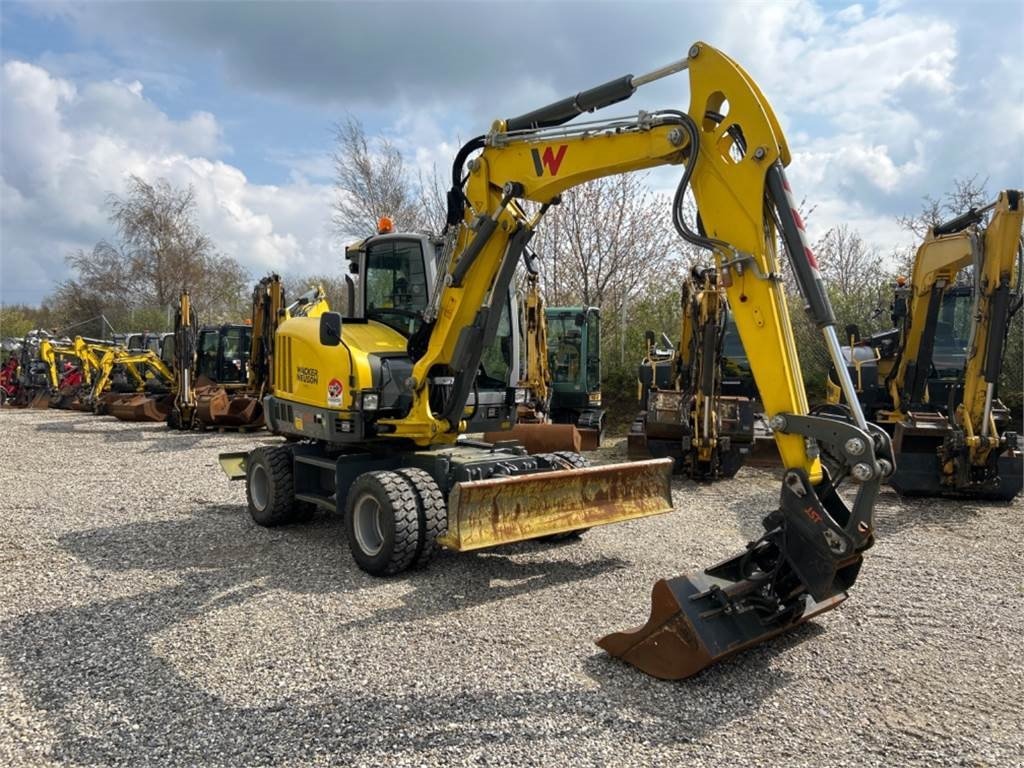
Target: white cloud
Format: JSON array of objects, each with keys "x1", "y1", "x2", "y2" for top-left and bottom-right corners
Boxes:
[{"x1": 1, "y1": 60, "x2": 337, "y2": 304}]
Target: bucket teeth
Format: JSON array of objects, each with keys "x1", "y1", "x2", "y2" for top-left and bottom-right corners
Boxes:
[{"x1": 597, "y1": 566, "x2": 848, "y2": 680}]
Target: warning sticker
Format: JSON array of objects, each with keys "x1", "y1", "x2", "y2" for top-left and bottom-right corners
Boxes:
[{"x1": 327, "y1": 378, "x2": 343, "y2": 407}]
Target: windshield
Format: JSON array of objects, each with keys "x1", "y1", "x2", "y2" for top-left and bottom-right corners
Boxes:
[
  {"x1": 721, "y1": 317, "x2": 750, "y2": 376},
  {"x1": 932, "y1": 289, "x2": 971, "y2": 375},
  {"x1": 478, "y1": 300, "x2": 514, "y2": 388},
  {"x1": 365, "y1": 238, "x2": 428, "y2": 336},
  {"x1": 548, "y1": 313, "x2": 583, "y2": 385}
]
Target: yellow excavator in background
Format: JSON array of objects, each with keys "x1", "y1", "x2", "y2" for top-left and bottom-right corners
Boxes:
[
  {"x1": 220, "y1": 42, "x2": 892, "y2": 680},
  {"x1": 171, "y1": 277, "x2": 331, "y2": 430},
  {"x1": 628, "y1": 266, "x2": 756, "y2": 479},
  {"x1": 482, "y1": 266, "x2": 587, "y2": 452},
  {"x1": 829, "y1": 191, "x2": 1023, "y2": 499},
  {"x1": 89, "y1": 347, "x2": 175, "y2": 419}
]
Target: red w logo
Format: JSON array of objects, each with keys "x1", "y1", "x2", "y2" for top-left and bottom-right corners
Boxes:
[{"x1": 530, "y1": 145, "x2": 568, "y2": 176}]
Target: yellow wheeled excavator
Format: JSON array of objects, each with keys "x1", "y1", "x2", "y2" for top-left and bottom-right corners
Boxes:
[
  {"x1": 628, "y1": 266, "x2": 756, "y2": 479},
  {"x1": 829, "y1": 191, "x2": 1023, "y2": 499},
  {"x1": 221, "y1": 42, "x2": 892, "y2": 680}
]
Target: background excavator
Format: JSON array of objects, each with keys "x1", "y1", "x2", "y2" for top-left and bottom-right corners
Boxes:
[
  {"x1": 829, "y1": 190, "x2": 1022, "y2": 500},
  {"x1": 220, "y1": 42, "x2": 892, "y2": 680},
  {"x1": 628, "y1": 266, "x2": 756, "y2": 479},
  {"x1": 168, "y1": 277, "x2": 331, "y2": 430},
  {"x1": 482, "y1": 265, "x2": 603, "y2": 452}
]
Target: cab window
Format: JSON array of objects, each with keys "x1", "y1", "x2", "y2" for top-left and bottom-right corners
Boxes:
[{"x1": 365, "y1": 239, "x2": 428, "y2": 336}]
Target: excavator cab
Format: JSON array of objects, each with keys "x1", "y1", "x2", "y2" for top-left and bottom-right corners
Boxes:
[
  {"x1": 345, "y1": 232, "x2": 521, "y2": 434},
  {"x1": 546, "y1": 307, "x2": 604, "y2": 441}
]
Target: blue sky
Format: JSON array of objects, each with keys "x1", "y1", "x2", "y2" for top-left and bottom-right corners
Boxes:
[{"x1": 2, "y1": 0, "x2": 1022, "y2": 305}]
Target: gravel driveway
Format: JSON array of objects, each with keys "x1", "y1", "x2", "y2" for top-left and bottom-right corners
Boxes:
[{"x1": 1, "y1": 409, "x2": 1021, "y2": 767}]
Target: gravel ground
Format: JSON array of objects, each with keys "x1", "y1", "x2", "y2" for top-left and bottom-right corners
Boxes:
[{"x1": 1, "y1": 408, "x2": 1021, "y2": 767}]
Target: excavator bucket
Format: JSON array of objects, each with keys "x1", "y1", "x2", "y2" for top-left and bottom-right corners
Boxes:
[
  {"x1": 577, "y1": 428, "x2": 601, "y2": 451},
  {"x1": 28, "y1": 391, "x2": 52, "y2": 409},
  {"x1": 482, "y1": 423, "x2": 582, "y2": 454},
  {"x1": 439, "y1": 458, "x2": 673, "y2": 551},
  {"x1": 597, "y1": 548, "x2": 853, "y2": 680},
  {"x1": 107, "y1": 393, "x2": 173, "y2": 422},
  {"x1": 195, "y1": 386, "x2": 264, "y2": 429}
]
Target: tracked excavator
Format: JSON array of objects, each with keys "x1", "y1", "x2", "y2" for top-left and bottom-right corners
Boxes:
[
  {"x1": 170, "y1": 278, "x2": 331, "y2": 430},
  {"x1": 628, "y1": 266, "x2": 756, "y2": 479},
  {"x1": 481, "y1": 267, "x2": 595, "y2": 452},
  {"x1": 90, "y1": 346, "x2": 175, "y2": 419},
  {"x1": 829, "y1": 191, "x2": 1022, "y2": 500},
  {"x1": 221, "y1": 42, "x2": 892, "y2": 679}
]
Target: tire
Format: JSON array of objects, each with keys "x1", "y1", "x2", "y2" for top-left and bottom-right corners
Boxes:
[
  {"x1": 345, "y1": 471, "x2": 421, "y2": 576},
  {"x1": 538, "y1": 452, "x2": 591, "y2": 541},
  {"x1": 552, "y1": 451, "x2": 589, "y2": 469},
  {"x1": 246, "y1": 445, "x2": 299, "y2": 527},
  {"x1": 395, "y1": 468, "x2": 448, "y2": 569}
]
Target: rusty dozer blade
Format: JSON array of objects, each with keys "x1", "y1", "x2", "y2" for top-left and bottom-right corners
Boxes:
[
  {"x1": 483, "y1": 423, "x2": 582, "y2": 454},
  {"x1": 439, "y1": 458, "x2": 674, "y2": 551}
]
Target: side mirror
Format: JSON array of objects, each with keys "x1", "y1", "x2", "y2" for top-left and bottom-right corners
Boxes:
[
  {"x1": 348, "y1": 260, "x2": 360, "y2": 274},
  {"x1": 319, "y1": 312, "x2": 343, "y2": 347},
  {"x1": 644, "y1": 330, "x2": 655, "y2": 346},
  {"x1": 575, "y1": 313, "x2": 585, "y2": 327},
  {"x1": 845, "y1": 323, "x2": 860, "y2": 343}
]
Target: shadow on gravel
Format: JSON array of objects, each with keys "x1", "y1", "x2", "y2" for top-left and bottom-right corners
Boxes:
[
  {"x1": 871, "y1": 489, "x2": 984, "y2": 538},
  {"x1": 0, "y1": 508, "x2": 775, "y2": 763}
]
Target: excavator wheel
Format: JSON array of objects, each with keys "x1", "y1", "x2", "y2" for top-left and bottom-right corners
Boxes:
[
  {"x1": 394, "y1": 468, "x2": 448, "y2": 569},
  {"x1": 344, "y1": 471, "x2": 421, "y2": 576},
  {"x1": 536, "y1": 452, "x2": 592, "y2": 542},
  {"x1": 246, "y1": 445, "x2": 309, "y2": 527}
]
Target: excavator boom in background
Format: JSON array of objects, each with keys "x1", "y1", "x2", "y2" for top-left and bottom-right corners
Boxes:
[
  {"x1": 628, "y1": 266, "x2": 756, "y2": 479},
  {"x1": 482, "y1": 265, "x2": 604, "y2": 453}
]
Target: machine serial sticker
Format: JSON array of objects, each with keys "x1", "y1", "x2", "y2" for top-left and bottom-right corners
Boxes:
[
  {"x1": 327, "y1": 378, "x2": 343, "y2": 407},
  {"x1": 296, "y1": 366, "x2": 319, "y2": 385}
]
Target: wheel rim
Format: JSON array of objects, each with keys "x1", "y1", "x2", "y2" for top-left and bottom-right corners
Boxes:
[
  {"x1": 250, "y1": 463, "x2": 270, "y2": 511},
  {"x1": 353, "y1": 492, "x2": 385, "y2": 556}
]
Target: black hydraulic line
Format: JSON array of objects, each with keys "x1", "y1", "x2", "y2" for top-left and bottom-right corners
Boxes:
[{"x1": 446, "y1": 135, "x2": 486, "y2": 227}]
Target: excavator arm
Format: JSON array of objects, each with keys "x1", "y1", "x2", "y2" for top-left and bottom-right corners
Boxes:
[
  {"x1": 957, "y1": 191, "x2": 1023, "y2": 464},
  {"x1": 378, "y1": 42, "x2": 892, "y2": 678}
]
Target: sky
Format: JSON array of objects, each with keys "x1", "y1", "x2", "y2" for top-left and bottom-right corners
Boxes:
[{"x1": 1, "y1": 0, "x2": 1022, "y2": 305}]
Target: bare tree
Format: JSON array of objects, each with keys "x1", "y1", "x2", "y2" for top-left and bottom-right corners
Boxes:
[
  {"x1": 50, "y1": 176, "x2": 249, "y2": 332},
  {"x1": 897, "y1": 175, "x2": 991, "y2": 240},
  {"x1": 530, "y1": 173, "x2": 681, "y2": 309},
  {"x1": 331, "y1": 116, "x2": 425, "y2": 238}
]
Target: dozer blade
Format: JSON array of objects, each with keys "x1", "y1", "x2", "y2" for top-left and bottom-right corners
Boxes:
[
  {"x1": 483, "y1": 423, "x2": 582, "y2": 454},
  {"x1": 597, "y1": 568, "x2": 847, "y2": 680},
  {"x1": 440, "y1": 457, "x2": 673, "y2": 551}
]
